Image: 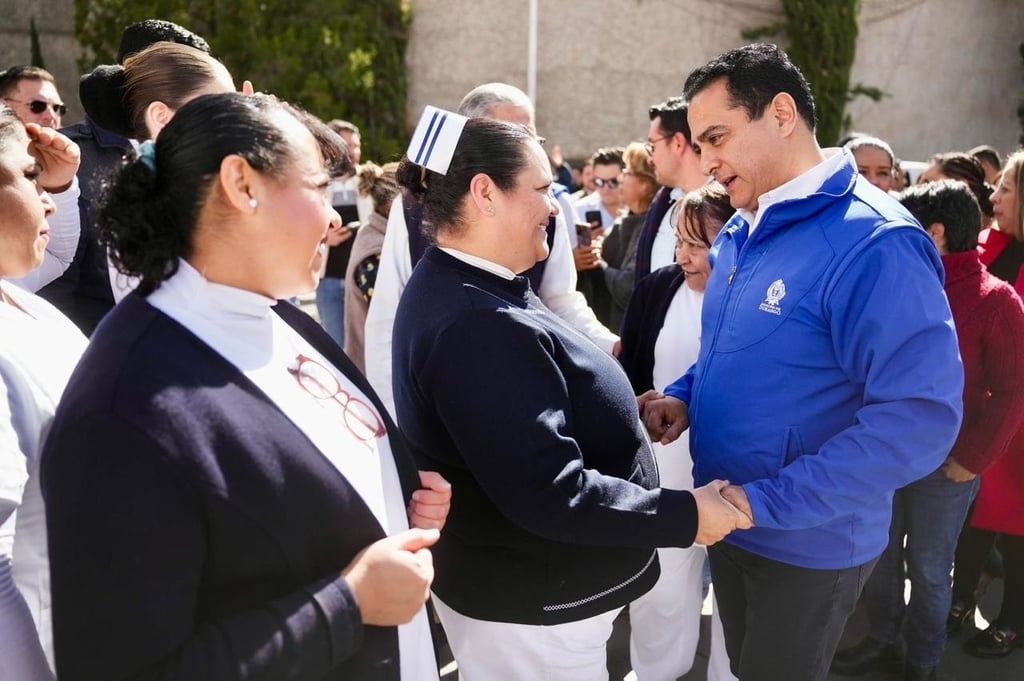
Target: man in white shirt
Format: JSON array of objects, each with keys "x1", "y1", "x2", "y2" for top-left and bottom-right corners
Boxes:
[
  {"x1": 634, "y1": 97, "x2": 707, "y2": 280},
  {"x1": 364, "y1": 83, "x2": 617, "y2": 417}
]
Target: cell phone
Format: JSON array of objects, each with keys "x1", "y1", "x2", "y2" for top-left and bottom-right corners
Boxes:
[
  {"x1": 345, "y1": 221, "x2": 361, "y2": 232},
  {"x1": 584, "y1": 210, "x2": 602, "y2": 228},
  {"x1": 575, "y1": 222, "x2": 592, "y2": 246}
]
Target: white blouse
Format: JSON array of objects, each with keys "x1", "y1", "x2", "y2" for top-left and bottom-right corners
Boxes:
[
  {"x1": 147, "y1": 260, "x2": 437, "y2": 681},
  {"x1": 0, "y1": 280, "x2": 88, "y2": 679}
]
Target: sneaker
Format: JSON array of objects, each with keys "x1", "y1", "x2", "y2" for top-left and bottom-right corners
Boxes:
[{"x1": 964, "y1": 624, "x2": 1023, "y2": 658}]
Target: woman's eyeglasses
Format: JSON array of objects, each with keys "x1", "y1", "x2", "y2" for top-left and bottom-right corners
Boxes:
[
  {"x1": 6, "y1": 99, "x2": 67, "y2": 116},
  {"x1": 288, "y1": 354, "x2": 386, "y2": 443}
]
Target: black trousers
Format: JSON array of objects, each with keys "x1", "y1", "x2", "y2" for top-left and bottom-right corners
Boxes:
[
  {"x1": 708, "y1": 542, "x2": 878, "y2": 681},
  {"x1": 952, "y1": 526, "x2": 1024, "y2": 630}
]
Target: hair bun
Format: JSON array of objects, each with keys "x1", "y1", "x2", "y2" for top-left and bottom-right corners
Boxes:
[{"x1": 79, "y1": 64, "x2": 133, "y2": 138}]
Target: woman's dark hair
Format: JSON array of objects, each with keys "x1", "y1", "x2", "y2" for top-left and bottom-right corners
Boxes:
[
  {"x1": 81, "y1": 42, "x2": 230, "y2": 140},
  {"x1": 683, "y1": 43, "x2": 817, "y2": 133},
  {"x1": 396, "y1": 118, "x2": 534, "y2": 240},
  {"x1": 899, "y1": 180, "x2": 982, "y2": 253},
  {"x1": 676, "y1": 184, "x2": 734, "y2": 248},
  {"x1": 98, "y1": 93, "x2": 346, "y2": 295},
  {"x1": 925, "y1": 152, "x2": 994, "y2": 218}
]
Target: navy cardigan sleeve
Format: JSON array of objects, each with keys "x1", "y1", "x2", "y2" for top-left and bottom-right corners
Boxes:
[{"x1": 42, "y1": 411, "x2": 363, "y2": 681}]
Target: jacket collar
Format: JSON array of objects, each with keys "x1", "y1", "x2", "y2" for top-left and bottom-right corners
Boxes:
[{"x1": 941, "y1": 249, "x2": 984, "y2": 285}]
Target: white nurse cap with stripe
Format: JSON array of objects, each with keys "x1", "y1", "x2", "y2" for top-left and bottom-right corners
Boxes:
[{"x1": 406, "y1": 105, "x2": 469, "y2": 176}]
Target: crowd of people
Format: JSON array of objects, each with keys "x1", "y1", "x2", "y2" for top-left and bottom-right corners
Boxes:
[{"x1": 0, "y1": 19, "x2": 1022, "y2": 681}]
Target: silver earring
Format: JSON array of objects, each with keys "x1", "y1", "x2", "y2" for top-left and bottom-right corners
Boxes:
[
  {"x1": 248, "y1": 197, "x2": 259, "y2": 209},
  {"x1": 486, "y1": 204, "x2": 495, "y2": 215}
]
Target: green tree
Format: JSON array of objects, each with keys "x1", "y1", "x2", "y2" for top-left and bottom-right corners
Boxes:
[
  {"x1": 30, "y1": 16, "x2": 46, "y2": 68},
  {"x1": 743, "y1": 0, "x2": 881, "y2": 145},
  {"x1": 74, "y1": 1, "x2": 412, "y2": 159}
]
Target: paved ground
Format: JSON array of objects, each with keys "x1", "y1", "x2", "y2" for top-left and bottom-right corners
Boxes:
[{"x1": 438, "y1": 577, "x2": 1023, "y2": 680}]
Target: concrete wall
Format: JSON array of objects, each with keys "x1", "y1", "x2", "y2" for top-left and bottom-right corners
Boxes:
[
  {"x1": 406, "y1": 0, "x2": 1024, "y2": 163},
  {"x1": 1, "y1": 0, "x2": 84, "y2": 121}
]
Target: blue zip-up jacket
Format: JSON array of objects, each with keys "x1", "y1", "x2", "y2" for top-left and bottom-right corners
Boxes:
[{"x1": 665, "y1": 153, "x2": 963, "y2": 569}]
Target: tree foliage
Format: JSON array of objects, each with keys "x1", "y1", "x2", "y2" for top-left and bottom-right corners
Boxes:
[
  {"x1": 743, "y1": 0, "x2": 880, "y2": 145},
  {"x1": 73, "y1": 0, "x2": 412, "y2": 160}
]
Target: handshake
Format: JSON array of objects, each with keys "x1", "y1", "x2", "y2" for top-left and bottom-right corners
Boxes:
[{"x1": 637, "y1": 390, "x2": 754, "y2": 545}]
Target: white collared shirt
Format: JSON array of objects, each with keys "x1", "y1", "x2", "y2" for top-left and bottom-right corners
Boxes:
[{"x1": 740, "y1": 148, "x2": 847, "y2": 236}]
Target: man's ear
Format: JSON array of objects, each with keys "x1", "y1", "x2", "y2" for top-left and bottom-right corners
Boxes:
[
  {"x1": 769, "y1": 92, "x2": 799, "y2": 137},
  {"x1": 927, "y1": 222, "x2": 946, "y2": 241},
  {"x1": 217, "y1": 154, "x2": 260, "y2": 214}
]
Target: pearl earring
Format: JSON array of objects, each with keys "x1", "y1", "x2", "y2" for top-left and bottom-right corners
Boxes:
[
  {"x1": 486, "y1": 204, "x2": 495, "y2": 215},
  {"x1": 248, "y1": 197, "x2": 259, "y2": 209}
]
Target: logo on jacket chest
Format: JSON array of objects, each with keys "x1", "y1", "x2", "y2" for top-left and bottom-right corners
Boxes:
[{"x1": 758, "y1": 279, "x2": 786, "y2": 315}]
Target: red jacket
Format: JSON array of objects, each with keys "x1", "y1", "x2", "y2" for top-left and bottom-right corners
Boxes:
[{"x1": 943, "y1": 251, "x2": 1024, "y2": 535}]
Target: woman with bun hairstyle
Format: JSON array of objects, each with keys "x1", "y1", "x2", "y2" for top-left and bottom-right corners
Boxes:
[
  {"x1": 41, "y1": 93, "x2": 450, "y2": 681},
  {"x1": 343, "y1": 161, "x2": 399, "y2": 374},
  {"x1": 47, "y1": 40, "x2": 236, "y2": 333},
  {"x1": 391, "y1": 109, "x2": 750, "y2": 679}
]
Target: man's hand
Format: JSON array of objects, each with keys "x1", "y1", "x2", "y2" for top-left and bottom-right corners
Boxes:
[
  {"x1": 692, "y1": 480, "x2": 754, "y2": 546},
  {"x1": 342, "y1": 528, "x2": 438, "y2": 626},
  {"x1": 26, "y1": 123, "x2": 80, "y2": 193},
  {"x1": 721, "y1": 484, "x2": 754, "y2": 524},
  {"x1": 408, "y1": 470, "x2": 452, "y2": 531},
  {"x1": 941, "y1": 456, "x2": 977, "y2": 483},
  {"x1": 641, "y1": 394, "x2": 689, "y2": 444}
]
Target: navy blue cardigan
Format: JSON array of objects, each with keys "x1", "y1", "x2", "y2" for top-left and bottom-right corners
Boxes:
[
  {"x1": 393, "y1": 248, "x2": 698, "y2": 626},
  {"x1": 618, "y1": 264, "x2": 687, "y2": 394},
  {"x1": 41, "y1": 293, "x2": 421, "y2": 681}
]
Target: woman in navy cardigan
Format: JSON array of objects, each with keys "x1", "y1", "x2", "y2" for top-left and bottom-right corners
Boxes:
[
  {"x1": 40, "y1": 93, "x2": 450, "y2": 681},
  {"x1": 391, "y1": 111, "x2": 750, "y2": 679}
]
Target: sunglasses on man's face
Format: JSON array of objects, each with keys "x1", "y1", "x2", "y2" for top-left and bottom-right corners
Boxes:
[
  {"x1": 593, "y1": 177, "x2": 621, "y2": 189},
  {"x1": 8, "y1": 99, "x2": 67, "y2": 116}
]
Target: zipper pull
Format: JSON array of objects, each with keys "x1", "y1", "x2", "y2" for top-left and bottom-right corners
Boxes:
[{"x1": 728, "y1": 265, "x2": 737, "y2": 285}]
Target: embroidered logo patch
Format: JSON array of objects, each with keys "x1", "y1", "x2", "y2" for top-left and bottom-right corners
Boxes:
[{"x1": 758, "y1": 279, "x2": 786, "y2": 315}]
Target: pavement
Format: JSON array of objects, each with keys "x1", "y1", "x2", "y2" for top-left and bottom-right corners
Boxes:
[{"x1": 439, "y1": 576, "x2": 1024, "y2": 680}]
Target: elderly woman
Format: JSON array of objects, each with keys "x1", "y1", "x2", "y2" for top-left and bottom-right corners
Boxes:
[
  {"x1": 597, "y1": 141, "x2": 660, "y2": 331},
  {"x1": 392, "y1": 110, "x2": 750, "y2": 680},
  {"x1": 40, "y1": 94, "x2": 450, "y2": 681},
  {"x1": 0, "y1": 108, "x2": 82, "y2": 679},
  {"x1": 618, "y1": 185, "x2": 737, "y2": 681}
]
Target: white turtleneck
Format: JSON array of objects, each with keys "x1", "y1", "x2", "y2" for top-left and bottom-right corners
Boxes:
[{"x1": 147, "y1": 261, "x2": 437, "y2": 681}]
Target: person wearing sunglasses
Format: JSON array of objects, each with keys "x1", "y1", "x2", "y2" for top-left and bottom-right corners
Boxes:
[
  {"x1": 40, "y1": 93, "x2": 451, "y2": 681},
  {"x1": 573, "y1": 146, "x2": 626, "y2": 232},
  {"x1": 0, "y1": 66, "x2": 67, "y2": 129}
]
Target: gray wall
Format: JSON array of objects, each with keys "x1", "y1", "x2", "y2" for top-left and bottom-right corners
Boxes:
[
  {"x1": 1, "y1": 0, "x2": 83, "y2": 121},
  {"x1": 406, "y1": 0, "x2": 1024, "y2": 163}
]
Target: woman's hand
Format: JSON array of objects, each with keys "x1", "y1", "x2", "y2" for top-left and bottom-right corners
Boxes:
[
  {"x1": 342, "y1": 528, "x2": 439, "y2": 626},
  {"x1": 408, "y1": 470, "x2": 452, "y2": 531},
  {"x1": 26, "y1": 123, "x2": 80, "y2": 193},
  {"x1": 692, "y1": 480, "x2": 754, "y2": 546}
]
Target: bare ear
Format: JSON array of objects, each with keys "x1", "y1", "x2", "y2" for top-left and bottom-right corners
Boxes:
[
  {"x1": 769, "y1": 93, "x2": 799, "y2": 137},
  {"x1": 927, "y1": 222, "x2": 946, "y2": 241},
  {"x1": 217, "y1": 154, "x2": 261, "y2": 215},
  {"x1": 468, "y1": 172, "x2": 497, "y2": 216},
  {"x1": 144, "y1": 101, "x2": 176, "y2": 139}
]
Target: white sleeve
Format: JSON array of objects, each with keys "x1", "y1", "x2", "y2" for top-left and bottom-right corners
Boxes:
[
  {"x1": 363, "y1": 195, "x2": 413, "y2": 420},
  {"x1": 537, "y1": 208, "x2": 619, "y2": 355},
  {"x1": 8, "y1": 178, "x2": 81, "y2": 293},
  {"x1": 0, "y1": 381, "x2": 56, "y2": 680}
]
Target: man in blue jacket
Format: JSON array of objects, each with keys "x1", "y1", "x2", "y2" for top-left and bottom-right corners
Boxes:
[{"x1": 641, "y1": 43, "x2": 963, "y2": 681}]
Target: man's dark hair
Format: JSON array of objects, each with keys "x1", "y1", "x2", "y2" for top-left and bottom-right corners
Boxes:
[
  {"x1": 898, "y1": 179, "x2": 982, "y2": 253},
  {"x1": 0, "y1": 65, "x2": 56, "y2": 99},
  {"x1": 683, "y1": 43, "x2": 817, "y2": 132},
  {"x1": 117, "y1": 20, "x2": 211, "y2": 64},
  {"x1": 648, "y1": 96, "x2": 691, "y2": 141},
  {"x1": 591, "y1": 146, "x2": 625, "y2": 167}
]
